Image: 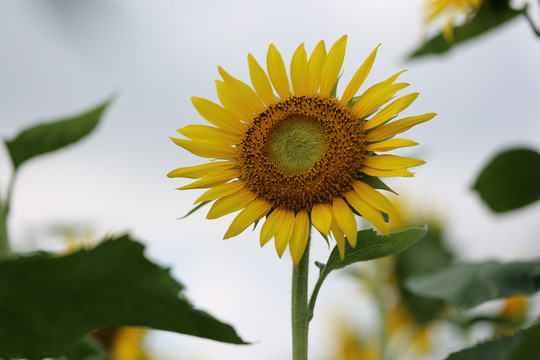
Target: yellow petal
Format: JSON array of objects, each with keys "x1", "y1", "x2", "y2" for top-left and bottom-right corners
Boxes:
[
  {"x1": 311, "y1": 203, "x2": 333, "y2": 235},
  {"x1": 332, "y1": 197, "x2": 358, "y2": 247},
  {"x1": 319, "y1": 35, "x2": 347, "y2": 96},
  {"x1": 306, "y1": 40, "x2": 327, "y2": 94},
  {"x1": 352, "y1": 181, "x2": 398, "y2": 220},
  {"x1": 167, "y1": 161, "x2": 235, "y2": 179},
  {"x1": 206, "y1": 188, "x2": 256, "y2": 219},
  {"x1": 260, "y1": 209, "x2": 286, "y2": 246},
  {"x1": 364, "y1": 92, "x2": 419, "y2": 130},
  {"x1": 366, "y1": 155, "x2": 425, "y2": 170},
  {"x1": 191, "y1": 97, "x2": 246, "y2": 134},
  {"x1": 195, "y1": 181, "x2": 244, "y2": 203},
  {"x1": 367, "y1": 113, "x2": 436, "y2": 142},
  {"x1": 218, "y1": 66, "x2": 265, "y2": 114},
  {"x1": 344, "y1": 190, "x2": 388, "y2": 235},
  {"x1": 177, "y1": 170, "x2": 239, "y2": 190},
  {"x1": 275, "y1": 210, "x2": 295, "y2": 258},
  {"x1": 353, "y1": 82, "x2": 410, "y2": 119},
  {"x1": 216, "y1": 80, "x2": 256, "y2": 123},
  {"x1": 224, "y1": 199, "x2": 273, "y2": 239},
  {"x1": 289, "y1": 210, "x2": 309, "y2": 265},
  {"x1": 247, "y1": 54, "x2": 276, "y2": 106},
  {"x1": 170, "y1": 138, "x2": 236, "y2": 159},
  {"x1": 350, "y1": 69, "x2": 407, "y2": 116},
  {"x1": 267, "y1": 44, "x2": 290, "y2": 100},
  {"x1": 366, "y1": 138, "x2": 419, "y2": 152},
  {"x1": 362, "y1": 167, "x2": 414, "y2": 177},
  {"x1": 290, "y1": 43, "x2": 308, "y2": 96},
  {"x1": 341, "y1": 44, "x2": 380, "y2": 104},
  {"x1": 177, "y1": 125, "x2": 239, "y2": 145},
  {"x1": 330, "y1": 218, "x2": 346, "y2": 259}
]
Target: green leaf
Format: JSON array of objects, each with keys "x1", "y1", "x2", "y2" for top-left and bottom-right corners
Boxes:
[
  {"x1": 406, "y1": 260, "x2": 540, "y2": 310},
  {"x1": 308, "y1": 227, "x2": 427, "y2": 319},
  {"x1": 472, "y1": 148, "x2": 540, "y2": 213},
  {"x1": 59, "y1": 338, "x2": 109, "y2": 360},
  {"x1": 446, "y1": 321, "x2": 540, "y2": 360},
  {"x1": 0, "y1": 234, "x2": 246, "y2": 359},
  {"x1": 324, "y1": 227, "x2": 427, "y2": 272},
  {"x1": 4, "y1": 99, "x2": 111, "y2": 170},
  {"x1": 409, "y1": 3, "x2": 523, "y2": 59}
]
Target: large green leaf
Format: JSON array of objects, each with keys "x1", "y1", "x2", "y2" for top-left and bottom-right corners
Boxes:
[
  {"x1": 446, "y1": 322, "x2": 540, "y2": 360},
  {"x1": 0, "y1": 235, "x2": 246, "y2": 359},
  {"x1": 406, "y1": 260, "x2": 540, "y2": 310},
  {"x1": 308, "y1": 227, "x2": 427, "y2": 318},
  {"x1": 58, "y1": 338, "x2": 109, "y2": 360},
  {"x1": 4, "y1": 99, "x2": 110, "y2": 170},
  {"x1": 472, "y1": 148, "x2": 540, "y2": 213},
  {"x1": 409, "y1": 3, "x2": 523, "y2": 59}
]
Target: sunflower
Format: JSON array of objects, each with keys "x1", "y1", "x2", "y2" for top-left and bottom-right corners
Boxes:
[
  {"x1": 169, "y1": 36, "x2": 434, "y2": 265},
  {"x1": 423, "y1": 0, "x2": 482, "y2": 42}
]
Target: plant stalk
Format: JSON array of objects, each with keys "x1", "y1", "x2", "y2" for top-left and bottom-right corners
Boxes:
[
  {"x1": 0, "y1": 174, "x2": 15, "y2": 259},
  {"x1": 0, "y1": 203, "x2": 10, "y2": 259},
  {"x1": 291, "y1": 240, "x2": 310, "y2": 360}
]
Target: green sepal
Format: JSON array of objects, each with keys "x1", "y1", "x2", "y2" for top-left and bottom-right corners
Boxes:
[
  {"x1": 180, "y1": 201, "x2": 211, "y2": 219},
  {"x1": 329, "y1": 73, "x2": 342, "y2": 98},
  {"x1": 360, "y1": 174, "x2": 398, "y2": 195}
]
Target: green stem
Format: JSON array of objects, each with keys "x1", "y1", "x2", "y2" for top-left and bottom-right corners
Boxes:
[
  {"x1": 0, "y1": 202, "x2": 10, "y2": 259},
  {"x1": 291, "y1": 239, "x2": 310, "y2": 360},
  {"x1": 373, "y1": 260, "x2": 388, "y2": 360},
  {"x1": 0, "y1": 174, "x2": 15, "y2": 259}
]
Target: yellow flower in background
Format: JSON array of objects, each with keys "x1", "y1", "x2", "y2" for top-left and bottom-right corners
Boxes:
[
  {"x1": 495, "y1": 294, "x2": 529, "y2": 336},
  {"x1": 337, "y1": 325, "x2": 380, "y2": 360},
  {"x1": 110, "y1": 328, "x2": 149, "y2": 360},
  {"x1": 424, "y1": 0, "x2": 482, "y2": 41},
  {"x1": 92, "y1": 326, "x2": 149, "y2": 360},
  {"x1": 169, "y1": 36, "x2": 434, "y2": 264}
]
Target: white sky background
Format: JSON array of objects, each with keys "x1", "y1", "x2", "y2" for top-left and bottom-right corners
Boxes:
[{"x1": 1, "y1": 0, "x2": 540, "y2": 359}]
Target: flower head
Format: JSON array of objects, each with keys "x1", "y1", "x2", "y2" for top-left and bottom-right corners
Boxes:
[
  {"x1": 169, "y1": 36, "x2": 434, "y2": 264},
  {"x1": 423, "y1": 0, "x2": 482, "y2": 42}
]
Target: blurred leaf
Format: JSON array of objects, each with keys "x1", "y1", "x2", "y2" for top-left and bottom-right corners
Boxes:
[
  {"x1": 5, "y1": 99, "x2": 111, "y2": 170},
  {"x1": 309, "y1": 227, "x2": 427, "y2": 318},
  {"x1": 0, "y1": 234, "x2": 246, "y2": 359},
  {"x1": 446, "y1": 321, "x2": 540, "y2": 360},
  {"x1": 394, "y1": 228, "x2": 454, "y2": 324},
  {"x1": 472, "y1": 148, "x2": 540, "y2": 213},
  {"x1": 59, "y1": 338, "x2": 109, "y2": 360},
  {"x1": 409, "y1": 3, "x2": 523, "y2": 59},
  {"x1": 406, "y1": 260, "x2": 540, "y2": 310}
]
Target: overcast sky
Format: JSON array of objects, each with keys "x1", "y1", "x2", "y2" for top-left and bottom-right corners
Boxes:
[{"x1": 1, "y1": 1, "x2": 540, "y2": 359}]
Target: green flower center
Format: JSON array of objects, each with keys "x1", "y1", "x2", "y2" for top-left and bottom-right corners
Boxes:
[{"x1": 267, "y1": 115, "x2": 327, "y2": 175}]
